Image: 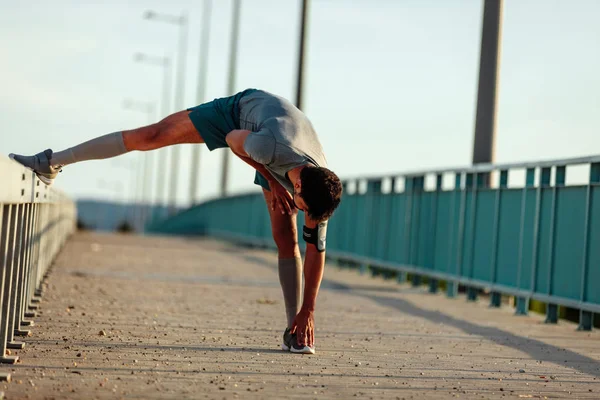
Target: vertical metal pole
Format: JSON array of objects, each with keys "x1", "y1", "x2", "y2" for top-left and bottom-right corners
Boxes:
[
  {"x1": 520, "y1": 167, "x2": 550, "y2": 316},
  {"x1": 169, "y1": 12, "x2": 189, "y2": 213},
  {"x1": 471, "y1": 0, "x2": 503, "y2": 165},
  {"x1": 384, "y1": 177, "x2": 397, "y2": 262},
  {"x1": 8, "y1": 204, "x2": 26, "y2": 349},
  {"x1": 190, "y1": 0, "x2": 213, "y2": 206},
  {"x1": 0, "y1": 205, "x2": 18, "y2": 364},
  {"x1": 545, "y1": 166, "x2": 564, "y2": 323},
  {"x1": 515, "y1": 168, "x2": 535, "y2": 312},
  {"x1": 21, "y1": 205, "x2": 35, "y2": 320},
  {"x1": 295, "y1": 0, "x2": 309, "y2": 110},
  {"x1": 140, "y1": 108, "x2": 155, "y2": 231},
  {"x1": 428, "y1": 174, "x2": 443, "y2": 294},
  {"x1": 220, "y1": 0, "x2": 241, "y2": 197},
  {"x1": 490, "y1": 170, "x2": 507, "y2": 307},
  {"x1": 466, "y1": 173, "x2": 479, "y2": 302},
  {"x1": 25, "y1": 205, "x2": 41, "y2": 317},
  {"x1": 155, "y1": 58, "x2": 173, "y2": 220},
  {"x1": 5, "y1": 204, "x2": 20, "y2": 340},
  {"x1": 23, "y1": 205, "x2": 37, "y2": 315},
  {"x1": 408, "y1": 176, "x2": 424, "y2": 287},
  {"x1": 446, "y1": 172, "x2": 462, "y2": 298}
]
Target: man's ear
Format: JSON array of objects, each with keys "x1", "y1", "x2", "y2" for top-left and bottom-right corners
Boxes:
[{"x1": 295, "y1": 179, "x2": 301, "y2": 191}]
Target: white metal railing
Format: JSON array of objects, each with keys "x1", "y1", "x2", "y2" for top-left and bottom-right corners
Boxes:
[{"x1": 0, "y1": 156, "x2": 76, "y2": 382}]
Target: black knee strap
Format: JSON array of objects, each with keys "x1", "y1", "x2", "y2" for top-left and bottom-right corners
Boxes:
[{"x1": 302, "y1": 221, "x2": 328, "y2": 252}]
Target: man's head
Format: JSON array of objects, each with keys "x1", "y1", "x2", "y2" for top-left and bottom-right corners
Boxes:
[{"x1": 292, "y1": 166, "x2": 342, "y2": 222}]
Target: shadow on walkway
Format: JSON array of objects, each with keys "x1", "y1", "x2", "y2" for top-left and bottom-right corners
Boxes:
[{"x1": 235, "y1": 250, "x2": 600, "y2": 378}]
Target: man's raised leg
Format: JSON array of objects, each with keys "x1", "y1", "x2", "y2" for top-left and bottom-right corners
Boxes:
[{"x1": 10, "y1": 110, "x2": 203, "y2": 184}]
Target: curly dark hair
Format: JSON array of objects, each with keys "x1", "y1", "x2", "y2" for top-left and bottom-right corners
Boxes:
[{"x1": 300, "y1": 166, "x2": 343, "y2": 222}]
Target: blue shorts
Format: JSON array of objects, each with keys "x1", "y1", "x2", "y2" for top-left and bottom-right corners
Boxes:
[{"x1": 187, "y1": 89, "x2": 270, "y2": 192}]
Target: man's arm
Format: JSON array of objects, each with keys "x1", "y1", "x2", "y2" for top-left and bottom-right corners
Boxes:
[
  {"x1": 225, "y1": 130, "x2": 275, "y2": 184},
  {"x1": 292, "y1": 215, "x2": 327, "y2": 347},
  {"x1": 301, "y1": 224, "x2": 326, "y2": 312},
  {"x1": 225, "y1": 129, "x2": 294, "y2": 214}
]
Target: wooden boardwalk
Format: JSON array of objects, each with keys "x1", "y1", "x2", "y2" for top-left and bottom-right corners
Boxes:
[{"x1": 1, "y1": 232, "x2": 599, "y2": 399}]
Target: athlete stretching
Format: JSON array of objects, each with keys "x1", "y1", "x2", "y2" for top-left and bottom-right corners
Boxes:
[{"x1": 10, "y1": 89, "x2": 343, "y2": 355}]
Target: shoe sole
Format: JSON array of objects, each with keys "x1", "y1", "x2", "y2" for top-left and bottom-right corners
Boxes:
[
  {"x1": 290, "y1": 345, "x2": 315, "y2": 355},
  {"x1": 282, "y1": 343, "x2": 316, "y2": 355},
  {"x1": 8, "y1": 154, "x2": 54, "y2": 186}
]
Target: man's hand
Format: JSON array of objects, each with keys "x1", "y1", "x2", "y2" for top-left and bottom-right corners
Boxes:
[
  {"x1": 270, "y1": 180, "x2": 295, "y2": 215},
  {"x1": 291, "y1": 307, "x2": 315, "y2": 347}
]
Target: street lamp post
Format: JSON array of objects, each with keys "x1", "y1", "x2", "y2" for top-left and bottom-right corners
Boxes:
[
  {"x1": 189, "y1": 0, "x2": 213, "y2": 205},
  {"x1": 123, "y1": 99, "x2": 156, "y2": 232},
  {"x1": 296, "y1": 0, "x2": 309, "y2": 110},
  {"x1": 133, "y1": 52, "x2": 172, "y2": 218},
  {"x1": 220, "y1": 0, "x2": 242, "y2": 197},
  {"x1": 472, "y1": 0, "x2": 503, "y2": 167},
  {"x1": 144, "y1": 10, "x2": 189, "y2": 213}
]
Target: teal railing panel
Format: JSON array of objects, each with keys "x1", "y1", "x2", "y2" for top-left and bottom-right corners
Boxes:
[
  {"x1": 517, "y1": 188, "x2": 537, "y2": 290},
  {"x1": 373, "y1": 193, "x2": 392, "y2": 260},
  {"x1": 148, "y1": 155, "x2": 600, "y2": 317},
  {"x1": 535, "y1": 190, "x2": 554, "y2": 294},
  {"x1": 471, "y1": 190, "x2": 496, "y2": 282},
  {"x1": 495, "y1": 189, "x2": 522, "y2": 287},
  {"x1": 416, "y1": 192, "x2": 434, "y2": 269},
  {"x1": 586, "y1": 186, "x2": 600, "y2": 304},
  {"x1": 361, "y1": 192, "x2": 376, "y2": 258},
  {"x1": 460, "y1": 195, "x2": 474, "y2": 278},
  {"x1": 553, "y1": 187, "x2": 587, "y2": 300},
  {"x1": 447, "y1": 187, "x2": 463, "y2": 276},
  {"x1": 388, "y1": 194, "x2": 407, "y2": 264},
  {"x1": 432, "y1": 191, "x2": 454, "y2": 274}
]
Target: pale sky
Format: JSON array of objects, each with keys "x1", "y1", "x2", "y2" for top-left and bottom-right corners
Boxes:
[{"x1": 1, "y1": 0, "x2": 599, "y2": 205}]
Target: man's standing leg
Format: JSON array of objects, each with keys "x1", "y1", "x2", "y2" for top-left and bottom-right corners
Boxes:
[{"x1": 262, "y1": 189, "x2": 303, "y2": 330}]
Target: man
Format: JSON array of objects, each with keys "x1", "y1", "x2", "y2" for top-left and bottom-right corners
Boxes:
[{"x1": 10, "y1": 88, "x2": 343, "y2": 355}]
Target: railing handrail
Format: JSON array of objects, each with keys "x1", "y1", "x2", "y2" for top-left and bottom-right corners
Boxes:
[{"x1": 342, "y1": 153, "x2": 600, "y2": 182}]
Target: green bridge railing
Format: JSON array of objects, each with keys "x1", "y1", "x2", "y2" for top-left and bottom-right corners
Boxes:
[{"x1": 150, "y1": 155, "x2": 600, "y2": 330}]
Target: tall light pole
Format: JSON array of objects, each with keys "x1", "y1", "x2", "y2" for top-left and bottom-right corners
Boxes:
[
  {"x1": 189, "y1": 0, "x2": 213, "y2": 206},
  {"x1": 144, "y1": 10, "x2": 189, "y2": 213},
  {"x1": 133, "y1": 52, "x2": 172, "y2": 218},
  {"x1": 472, "y1": 0, "x2": 503, "y2": 166},
  {"x1": 220, "y1": 0, "x2": 242, "y2": 197},
  {"x1": 123, "y1": 99, "x2": 156, "y2": 232},
  {"x1": 296, "y1": 0, "x2": 309, "y2": 110}
]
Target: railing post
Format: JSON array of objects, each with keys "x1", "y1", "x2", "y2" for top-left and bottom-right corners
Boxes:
[
  {"x1": 447, "y1": 172, "x2": 462, "y2": 298},
  {"x1": 21, "y1": 205, "x2": 35, "y2": 320},
  {"x1": 383, "y1": 177, "x2": 397, "y2": 270},
  {"x1": 7, "y1": 204, "x2": 26, "y2": 350},
  {"x1": 405, "y1": 176, "x2": 424, "y2": 287},
  {"x1": 515, "y1": 167, "x2": 535, "y2": 315},
  {"x1": 577, "y1": 162, "x2": 599, "y2": 331},
  {"x1": 543, "y1": 166, "x2": 565, "y2": 324},
  {"x1": 365, "y1": 179, "x2": 383, "y2": 277},
  {"x1": 489, "y1": 170, "x2": 508, "y2": 308},
  {"x1": 0, "y1": 203, "x2": 9, "y2": 382},
  {"x1": 25, "y1": 205, "x2": 40, "y2": 318},
  {"x1": 466, "y1": 173, "x2": 479, "y2": 302},
  {"x1": 24, "y1": 205, "x2": 39, "y2": 315},
  {"x1": 428, "y1": 174, "x2": 443, "y2": 294},
  {"x1": 0, "y1": 205, "x2": 19, "y2": 365},
  {"x1": 520, "y1": 167, "x2": 550, "y2": 315}
]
